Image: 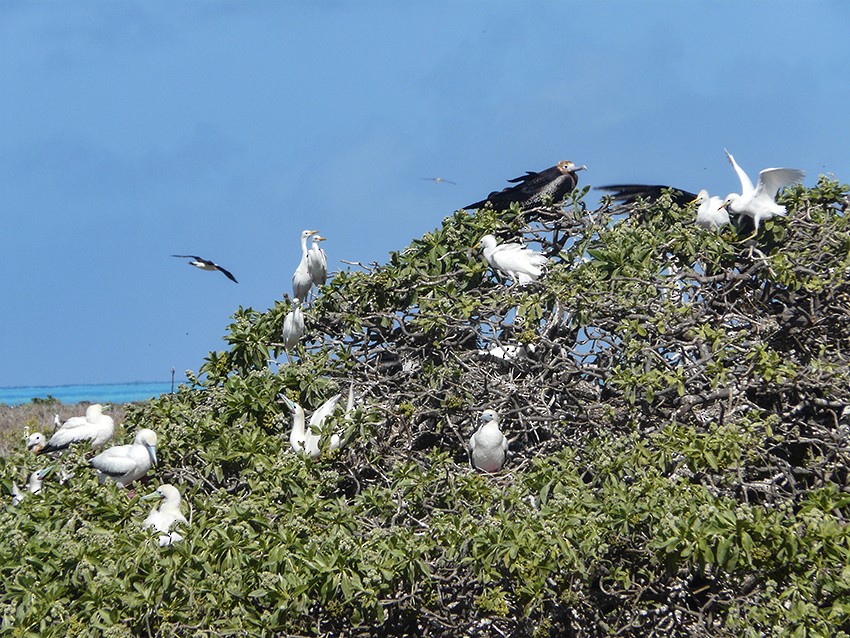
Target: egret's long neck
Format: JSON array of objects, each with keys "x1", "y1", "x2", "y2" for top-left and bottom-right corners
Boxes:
[{"x1": 300, "y1": 235, "x2": 310, "y2": 257}]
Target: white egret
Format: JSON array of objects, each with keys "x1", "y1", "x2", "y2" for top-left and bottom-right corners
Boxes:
[
  {"x1": 693, "y1": 190, "x2": 729, "y2": 230},
  {"x1": 26, "y1": 432, "x2": 46, "y2": 454},
  {"x1": 280, "y1": 393, "x2": 341, "y2": 458},
  {"x1": 141, "y1": 484, "x2": 188, "y2": 546},
  {"x1": 40, "y1": 404, "x2": 115, "y2": 454},
  {"x1": 11, "y1": 466, "x2": 55, "y2": 505},
  {"x1": 307, "y1": 234, "x2": 328, "y2": 287},
  {"x1": 721, "y1": 149, "x2": 805, "y2": 234},
  {"x1": 478, "y1": 234, "x2": 548, "y2": 286},
  {"x1": 293, "y1": 229, "x2": 318, "y2": 302},
  {"x1": 282, "y1": 298, "x2": 305, "y2": 353},
  {"x1": 90, "y1": 428, "x2": 158, "y2": 488},
  {"x1": 172, "y1": 255, "x2": 238, "y2": 283},
  {"x1": 469, "y1": 409, "x2": 508, "y2": 473}
]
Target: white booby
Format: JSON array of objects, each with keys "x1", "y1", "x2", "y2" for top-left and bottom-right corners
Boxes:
[
  {"x1": 11, "y1": 466, "x2": 55, "y2": 505},
  {"x1": 39, "y1": 404, "x2": 115, "y2": 454},
  {"x1": 293, "y1": 230, "x2": 318, "y2": 302},
  {"x1": 720, "y1": 149, "x2": 805, "y2": 234},
  {"x1": 172, "y1": 255, "x2": 238, "y2": 283},
  {"x1": 280, "y1": 393, "x2": 341, "y2": 458},
  {"x1": 478, "y1": 234, "x2": 549, "y2": 286},
  {"x1": 469, "y1": 409, "x2": 508, "y2": 473},
  {"x1": 90, "y1": 428, "x2": 157, "y2": 487},
  {"x1": 141, "y1": 484, "x2": 188, "y2": 546}
]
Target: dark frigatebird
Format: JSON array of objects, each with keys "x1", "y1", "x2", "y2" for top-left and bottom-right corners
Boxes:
[
  {"x1": 172, "y1": 255, "x2": 238, "y2": 283},
  {"x1": 464, "y1": 160, "x2": 587, "y2": 211}
]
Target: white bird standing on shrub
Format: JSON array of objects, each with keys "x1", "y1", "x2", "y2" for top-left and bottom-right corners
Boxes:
[
  {"x1": 693, "y1": 190, "x2": 729, "y2": 230},
  {"x1": 142, "y1": 484, "x2": 188, "y2": 546},
  {"x1": 469, "y1": 409, "x2": 508, "y2": 473},
  {"x1": 307, "y1": 234, "x2": 328, "y2": 287},
  {"x1": 720, "y1": 149, "x2": 805, "y2": 235},
  {"x1": 39, "y1": 404, "x2": 115, "y2": 454},
  {"x1": 11, "y1": 466, "x2": 55, "y2": 505},
  {"x1": 90, "y1": 428, "x2": 157, "y2": 488},
  {"x1": 280, "y1": 393, "x2": 341, "y2": 457},
  {"x1": 478, "y1": 234, "x2": 549, "y2": 286},
  {"x1": 282, "y1": 298, "x2": 305, "y2": 353},
  {"x1": 293, "y1": 229, "x2": 318, "y2": 302}
]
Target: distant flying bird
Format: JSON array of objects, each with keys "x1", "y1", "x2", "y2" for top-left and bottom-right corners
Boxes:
[
  {"x1": 421, "y1": 176, "x2": 457, "y2": 185},
  {"x1": 464, "y1": 160, "x2": 587, "y2": 211},
  {"x1": 720, "y1": 149, "x2": 805, "y2": 234},
  {"x1": 39, "y1": 404, "x2": 115, "y2": 454},
  {"x1": 469, "y1": 409, "x2": 508, "y2": 473},
  {"x1": 141, "y1": 484, "x2": 189, "y2": 546},
  {"x1": 90, "y1": 428, "x2": 158, "y2": 488},
  {"x1": 172, "y1": 255, "x2": 238, "y2": 283},
  {"x1": 478, "y1": 234, "x2": 549, "y2": 286},
  {"x1": 597, "y1": 184, "x2": 729, "y2": 229},
  {"x1": 293, "y1": 230, "x2": 318, "y2": 301},
  {"x1": 307, "y1": 234, "x2": 328, "y2": 287}
]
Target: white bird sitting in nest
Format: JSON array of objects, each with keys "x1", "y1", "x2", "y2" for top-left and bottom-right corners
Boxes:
[
  {"x1": 90, "y1": 428, "x2": 158, "y2": 488},
  {"x1": 39, "y1": 404, "x2": 115, "y2": 454},
  {"x1": 280, "y1": 393, "x2": 342, "y2": 458},
  {"x1": 469, "y1": 409, "x2": 509, "y2": 473},
  {"x1": 11, "y1": 466, "x2": 55, "y2": 505},
  {"x1": 478, "y1": 234, "x2": 549, "y2": 286},
  {"x1": 141, "y1": 484, "x2": 188, "y2": 546}
]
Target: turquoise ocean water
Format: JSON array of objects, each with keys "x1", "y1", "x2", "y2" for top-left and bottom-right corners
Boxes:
[{"x1": 0, "y1": 382, "x2": 175, "y2": 406}]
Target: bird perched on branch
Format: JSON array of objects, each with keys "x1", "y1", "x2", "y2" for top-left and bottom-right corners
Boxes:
[
  {"x1": 597, "y1": 184, "x2": 729, "y2": 230},
  {"x1": 280, "y1": 393, "x2": 342, "y2": 458},
  {"x1": 39, "y1": 404, "x2": 115, "y2": 454},
  {"x1": 282, "y1": 297, "x2": 305, "y2": 354},
  {"x1": 293, "y1": 229, "x2": 318, "y2": 301},
  {"x1": 464, "y1": 160, "x2": 587, "y2": 211},
  {"x1": 478, "y1": 234, "x2": 549, "y2": 286},
  {"x1": 142, "y1": 484, "x2": 188, "y2": 546},
  {"x1": 307, "y1": 234, "x2": 328, "y2": 287},
  {"x1": 172, "y1": 255, "x2": 238, "y2": 283},
  {"x1": 90, "y1": 428, "x2": 157, "y2": 488},
  {"x1": 469, "y1": 409, "x2": 508, "y2": 473},
  {"x1": 720, "y1": 149, "x2": 805, "y2": 235},
  {"x1": 11, "y1": 466, "x2": 55, "y2": 505}
]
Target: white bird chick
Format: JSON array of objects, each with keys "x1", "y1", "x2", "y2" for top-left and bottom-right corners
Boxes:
[
  {"x1": 721, "y1": 149, "x2": 805, "y2": 234},
  {"x1": 307, "y1": 234, "x2": 328, "y2": 287},
  {"x1": 293, "y1": 229, "x2": 318, "y2": 302},
  {"x1": 282, "y1": 298, "x2": 305, "y2": 353},
  {"x1": 142, "y1": 484, "x2": 188, "y2": 546},
  {"x1": 40, "y1": 404, "x2": 115, "y2": 454},
  {"x1": 469, "y1": 409, "x2": 509, "y2": 473},
  {"x1": 26, "y1": 432, "x2": 46, "y2": 454},
  {"x1": 478, "y1": 234, "x2": 549, "y2": 286},
  {"x1": 693, "y1": 189, "x2": 729, "y2": 230},
  {"x1": 90, "y1": 428, "x2": 158, "y2": 487}
]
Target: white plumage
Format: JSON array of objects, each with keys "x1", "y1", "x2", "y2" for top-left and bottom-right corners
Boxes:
[
  {"x1": 282, "y1": 298, "x2": 305, "y2": 352},
  {"x1": 142, "y1": 484, "x2": 188, "y2": 546},
  {"x1": 469, "y1": 409, "x2": 509, "y2": 473},
  {"x1": 40, "y1": 404, "x2": 115, "y2": 454},
  {"x1": 307, "y1": 234, "x2": 328, "y2": 287},
  {"x1": 293, "y1": 229, "x2": 318, "y2": 302},
  {"x1": 90, "y1": 428, "x2": 158, "y2": 487},
  {"x1": 26, "y1": 432, "x2": 46, "y2": 453},
  {"x1": 694, "y1": 189, "x2": 729, "y2": 230},
  {"x1": 11, "y1": 466, "x2": 54, "y2": 505},
  {"x1": 280, "y1": 393, "x2": 341, "y2": 458},
  {"x1": 721, "y1": 149, "x2": 805, "y2": 232},
  {"x1": 479, "y1": 234, "x2": 549, "y2": 285}
]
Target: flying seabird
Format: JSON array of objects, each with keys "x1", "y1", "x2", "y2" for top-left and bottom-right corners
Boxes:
[
  {"x1": 307, "y1": 234, "x2": 328, "y2": 287},
  {"x1": 720, "y1": 149, "x2": 805, "y2": 234},
  {"x1": 90, "y1": 428, "x2": 158, "y2": 488},
  {"x1": 172, "y1": 255, "x2": 238, "y2": 283},
  {"x1": 465, "y1": 160, "x2": 587, "y2": 211},
  {"x1": 39, "y1": 404, "x2": 115, "y2": 454},
  {"x1": 141, "y1": 484, "x2": 189, "y2": 546},
  {"x1": 478, "y1": 234, "x2": 549, "y2": 286},
  {"x1": 422, "y1": 177, "x2": 457, "y2": 185},
  {"x1": 469, "y1": 409, "x2": 508, "y2": 473},
  {"x1": 293, "y1": 230, "x2": 318, "y2": 302}
]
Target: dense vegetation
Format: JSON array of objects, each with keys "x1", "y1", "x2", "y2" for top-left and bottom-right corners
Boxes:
[{"x1": 2, "y1": 178, "x2": 850, "y2": 637}]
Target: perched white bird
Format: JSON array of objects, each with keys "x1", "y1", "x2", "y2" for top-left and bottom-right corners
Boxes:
[
  {"x1": 307, "y1": 234, "x2": 328, "y2": 287},
  {"x1": 11, "y1": 466, "x2": 55, "y2": 505},
  {"x1": 26, "y1": 432, "x2": 46, "y2": 454},
  {"x1": 693, "y1": 189, "x2": 729, "y2": 230},
  {"x1": 90, "y1": 428, "x2": 158, "y2": 487},
  {"x1": 280, "y1": 393, "x2": 341, "y2": 458},
  {"x1": 282, "y1": 298, "x2": 305, "y2": 353},
  {"x1": 141, "y1": 484, "x2": 188, "y2": 546},
  {"x1": 478, "y1": 234, "x2": 549, "y2": 286},
  {"x1": 293, "y1": 229, "x2": 318, "y2": 302},
  {"x1": 469, "y1": 409, "x2": 509, "y2": 473},
  {"x1": 721, "y1": 149, "x2": 805, "y2": 233},
  {"x1": 40, "y1": 404, "x2": 115, "y2": 454}
]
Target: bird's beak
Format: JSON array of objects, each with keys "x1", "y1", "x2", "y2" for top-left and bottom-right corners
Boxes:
[
  {"x1": 307, "y1": 230, "x2": 319, "y2": 235},
  {"x1": 38, "y1": 465, "x2": 57, "y2": 479},
  {"x1": 570, "y1": 165, "x2": 588, "y2": 172},
  {"x1": 278, "y1": 394, "x2": 296, "y2": 411},
  {"x1": 141, "y1": 491, "x2": 164, "y2": 502},
  {"x1": 148, "y1": 445, "x2": 158, "y2": 466}
]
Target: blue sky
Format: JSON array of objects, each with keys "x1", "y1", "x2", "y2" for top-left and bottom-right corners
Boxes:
[{"x1": 2, "y1": 1, "x2": 849, "y2": 387}]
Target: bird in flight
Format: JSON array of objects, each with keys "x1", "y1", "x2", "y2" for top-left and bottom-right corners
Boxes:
[
  {"x1": 172, "y1": 255, "x2": 238, "y2": 283},
  {"x1": 421, "y1": 176, "x2": 457, "y2": 185},
  {"x1": 464, "y1": 160, "x2": 587, "y2": 211}
]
